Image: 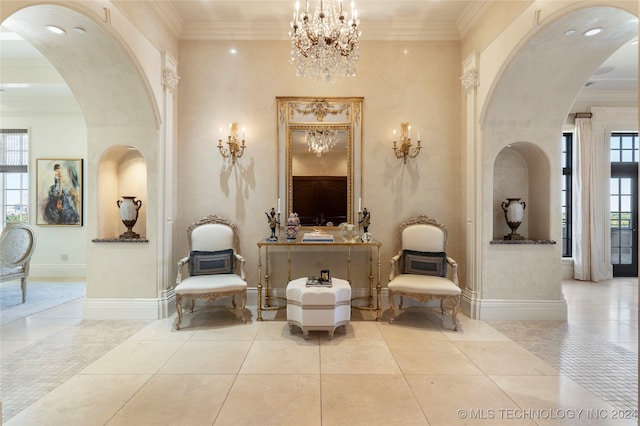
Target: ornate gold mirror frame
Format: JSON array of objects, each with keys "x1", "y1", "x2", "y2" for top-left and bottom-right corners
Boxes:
[{"x1": 277, "y1": 97, "x2": 363, "y2": 228}]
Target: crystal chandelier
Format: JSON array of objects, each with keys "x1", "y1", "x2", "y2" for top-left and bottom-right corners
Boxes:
[
  {"x1": 306, "y1": 129, "x2": 337, "y2": 157},
  {"x1": 289, "y1": 0, "x2": 361, "y2": 82}
]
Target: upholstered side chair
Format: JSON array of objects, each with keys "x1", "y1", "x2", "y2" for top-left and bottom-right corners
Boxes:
[
  {"x1": 0, "y1": 222, "x2": 37, "y2": 303},
  {"x1": 174, "y1": 215, "x2": 248, "y2": 329},
  {"x1": 387, "y1": 215, "x2": 461, "y2": 331}
]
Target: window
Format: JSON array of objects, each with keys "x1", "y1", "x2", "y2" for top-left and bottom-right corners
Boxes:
[
  {"x1": 610, "y1": 132, "x2": 639, "y2": 163},
  {"x1": 1, "y1": 129, "x2": 29, "y2": 229},
  {"x1": 561, "y1": 133, "x2": 572, "y2": 257},
  {"x1": 610, "y1": 132, "x2": 638, "y2": 271}
]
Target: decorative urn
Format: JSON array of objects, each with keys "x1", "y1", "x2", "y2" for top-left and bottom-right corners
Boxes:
[
  {"x1": 501, "y1": 198, "x2": 526, "y2": 240},
  {"x1": 117, "y1": 196, "x2": 142, "y2": 239},
  {"x1": 340, "y1": 223, "x2": 360, "y2": 243},
  {"x1": 285, "y1": 213, "x2": 300, "y2": 240}
]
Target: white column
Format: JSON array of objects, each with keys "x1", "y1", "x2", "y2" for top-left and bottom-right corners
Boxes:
[
  {"x1": 158, "y1": 51, "x2": 180, "y2": 316},
  {"x1": 460, "y1": 52, "x2": 481, "y2": 318}
]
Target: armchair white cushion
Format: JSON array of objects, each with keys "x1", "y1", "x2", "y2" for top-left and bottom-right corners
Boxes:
[
  {"x1": 0, "y1": 222, "x2": 37, "y2": 303},
  {"x1": 174, "y1": 215, "x2": 247, "y2": 329},
  {"x1": 387, "y1": 215, "x2": 461, "y2": 331}
]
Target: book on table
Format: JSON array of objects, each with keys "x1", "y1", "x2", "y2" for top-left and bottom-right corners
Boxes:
[
  {"x1": 306, "y1": 276, "x2": 333, "y2": 287},
  {"x1": 302, "y1": 232, "x2": 335, "y2": 242}
]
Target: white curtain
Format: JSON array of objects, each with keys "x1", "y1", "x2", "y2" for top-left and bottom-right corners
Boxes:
[{"x1": 573, "y1": 113, "x2": 611, "y2": 281}]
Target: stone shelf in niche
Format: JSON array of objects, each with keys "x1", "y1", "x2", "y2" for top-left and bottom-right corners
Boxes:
[
  {"x1": 92, "y1": 238, "x2": 149, "y2": 243},
  {"x1": 490, "y1": 239, "x2": 556, "y2": 245}
]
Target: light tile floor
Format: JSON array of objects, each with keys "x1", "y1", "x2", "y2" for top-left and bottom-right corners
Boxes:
[{"x1": 1, "y1": 278, "x2": 637, "y2": 425}]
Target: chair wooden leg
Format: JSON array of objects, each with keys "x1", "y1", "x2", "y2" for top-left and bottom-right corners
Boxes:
[
  {"x1": 452, "y1": 296, "x2": 460, "y2": 331},
  {"x1": 175, "y1": 294, "x2": 183, "y2": 330},
  {"x1": 21, "y1": 277, "x2": 27, "y2": 303},
  {"x1": 440, "y1": 299, "x2": 445, "y2": 314},
  {"x1": 238, "y1": 291, "x2": 247, "y2": 323},
  {"x1": 388, "y1": 292, "x2": 397, "y2": 323}
]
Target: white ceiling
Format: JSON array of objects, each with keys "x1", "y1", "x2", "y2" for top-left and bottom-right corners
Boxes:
[{"x1": 0, "y1": 0, "x2": 637, "y2": 106}]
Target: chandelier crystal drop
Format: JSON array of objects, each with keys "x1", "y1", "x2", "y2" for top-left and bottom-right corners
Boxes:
[
  {"x1": 306, "y1": 129, "x2": 337, "y2": 157},
  {"x1": 289, "y1": 0, "x2": 361, "y2": 82}
]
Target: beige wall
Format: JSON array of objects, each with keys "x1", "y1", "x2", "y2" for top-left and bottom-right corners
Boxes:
[{"x1": 177, "y1": 40, "x2": 463, "y2": 291}]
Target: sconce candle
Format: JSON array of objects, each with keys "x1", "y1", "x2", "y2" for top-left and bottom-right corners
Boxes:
[
  {"x1": 392, "y1": 122, "x2": 422, "y2": 164},
  {"x1": 218, "y1": 122, "x2": 246, "y2": 163}
]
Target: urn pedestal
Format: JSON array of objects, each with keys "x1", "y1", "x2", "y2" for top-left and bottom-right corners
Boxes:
[
  {"x1": 117, "y1": 196, "x2": 142, "y2": 239},
  {"x1": 501, "y1": 198, "x2": 526, "y2": 240}
]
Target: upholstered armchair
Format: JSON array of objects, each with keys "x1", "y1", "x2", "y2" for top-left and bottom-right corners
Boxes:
[
  {"x1": 174, "y1": 215, "x2": 248, "y2": 329},
  {"x1": 0, "y1": 222, "x2": 37, "y2": 303},
  {"x1": 387, "y1": 215, "x2": 461, "y2": 331}
]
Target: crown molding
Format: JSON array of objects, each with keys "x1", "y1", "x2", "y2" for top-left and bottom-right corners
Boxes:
[
  {"x1": 148, "y1": 1, "x2": 183, "y2": 39},
  {"x1": 457, "y1": 0, "x2": 493, "y2": 39},
  {"x1": 180, "y1": 20, "x2": 462, "y2": 41}
]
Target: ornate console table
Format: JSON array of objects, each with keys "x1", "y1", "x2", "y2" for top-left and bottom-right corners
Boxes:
[{"x1": 256, "y1": 238, "x2": 382, "y2": 321}]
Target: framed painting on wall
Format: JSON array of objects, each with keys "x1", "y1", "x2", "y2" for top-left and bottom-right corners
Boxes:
[{"x1": 36, "y1": 158, "x2": 83, "y2": 226}]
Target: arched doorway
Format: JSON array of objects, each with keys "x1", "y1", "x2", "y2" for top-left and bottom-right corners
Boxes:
[
  {"x1": 468, "y1": 3, "x2": 637, "y2": 320},
  {"x1": 2, "y1": 3, "x2": 166, "y2": 317}
]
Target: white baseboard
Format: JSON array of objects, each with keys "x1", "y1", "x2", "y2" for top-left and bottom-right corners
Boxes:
[
  {"x1": 84, "y1": 289, "x2": 176, "y2": 320},
  {"x1": 469, "y1": 298, "x2": 568, "y2": 321},
  {"x1": 82, "y1": 287, "x2": 391, "y2": 320},
  {"x1": 30, "y1": 264, "x2": 86, "y2": 279}
]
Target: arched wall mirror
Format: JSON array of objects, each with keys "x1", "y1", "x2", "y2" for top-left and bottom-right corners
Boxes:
[{"x1": 277, "y1": 97, "x2": 363, "y2": 227}]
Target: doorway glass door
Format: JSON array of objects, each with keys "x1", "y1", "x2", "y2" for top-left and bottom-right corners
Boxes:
[{"x1": 610, "y1": 133, "x2": 638, "y2": 277}]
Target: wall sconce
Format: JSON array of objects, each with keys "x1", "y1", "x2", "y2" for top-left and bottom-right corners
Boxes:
[
  {"x1": 218, "y1": 122, "x2": 246, "y2": 163},
  {"x1": 392, "y1": 122, "x2": 421, "y2": 164}
]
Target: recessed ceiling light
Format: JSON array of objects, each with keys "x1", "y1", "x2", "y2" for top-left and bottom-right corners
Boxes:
[
  {"x1": 564, "y1": 29, "x2": 576, "y2": 36},
  {"x1": 583, "y1": 27, "x2": 602, "y2": 37},
  {"x1": 229, "y1": 48, "x2": 237, "y2": 55},
  {"x1": 73, "y1": 27, "x2": 86, "y2": 34},
  {"x1": 45, "y1": 25, "x2": 66, "y2": 35}
]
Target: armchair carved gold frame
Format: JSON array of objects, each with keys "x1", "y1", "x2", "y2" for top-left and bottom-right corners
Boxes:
[
  {"x1": 174, "y1": 215, "x2": 248, "y2": 329},
  {"x1": 388, "y1": 215, "x2": 461, "y2": 331}
]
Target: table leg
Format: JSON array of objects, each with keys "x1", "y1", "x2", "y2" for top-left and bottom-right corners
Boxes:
[
  {"x1": 265, "y1": 246, "x2": 271, "y2": 307},
  {"x1": 257, "y1": 246, "x2": 263, "y2": 321},
  {"x1": 376, "y1": 245, "x2": 382, "y2": 321}
]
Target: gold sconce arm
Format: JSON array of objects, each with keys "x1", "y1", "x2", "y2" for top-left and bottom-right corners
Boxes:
[
  {"x1": 392, "y1": 122, "x2": 421, "y2": 164},
  {"x1": 218, "y1": 122, "x2": 246, "y2": 163}
]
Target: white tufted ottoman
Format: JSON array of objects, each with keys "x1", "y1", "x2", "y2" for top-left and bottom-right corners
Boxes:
[{"x1": 286, "y1": 277, "x2": 351, "y2": 339}]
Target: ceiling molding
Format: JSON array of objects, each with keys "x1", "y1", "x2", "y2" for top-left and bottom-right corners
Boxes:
[
  {"x1": 180, "y1": 21, "x2": 462, "y2": 41},
  {"x1": 147, "y1": 1, "x2": 183, "y2": 39},
  {"x1": 457, "y1": 0, "x2": 494, "y2": 39}
]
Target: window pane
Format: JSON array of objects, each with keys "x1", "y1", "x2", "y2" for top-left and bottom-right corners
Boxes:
[
  {"x1": 610, "y1": 195, "x2": 618, "y2": 210},
  {"x1": 5, "y1": 173, "x2": 21, "y2": 188},
  {"x1": 622, "y1": 150, "x2": 633, "y2": 162},
  {"x1": 622, "y1": 136, "x2": 634, "y2": 149},
  {"x1": 611, "y1": 150, "x2": 620, "y2": 162},
  {"x1": 6, "y1": 189, "x2": 20, "y2": 205},
  {"x1": 621, "y1": 195, "x2": 631, "y2": 213},
  {"x1": 611, "y1": 138, "x2": 620, "y2": 149},
  {"x1": 621, "y1": 179, "x2": 631, "y2": 194},
  {"x1": 610, "y1": 179, "x2": 619, "y2": 194}
]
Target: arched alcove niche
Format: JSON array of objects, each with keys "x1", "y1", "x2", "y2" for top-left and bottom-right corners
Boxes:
[
  {"x1": 98, "y1": 146, "x2": 147, "y2": 239},
  {"x1": 492, "y1": 142, "x2": 549, "y2": 241}
]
